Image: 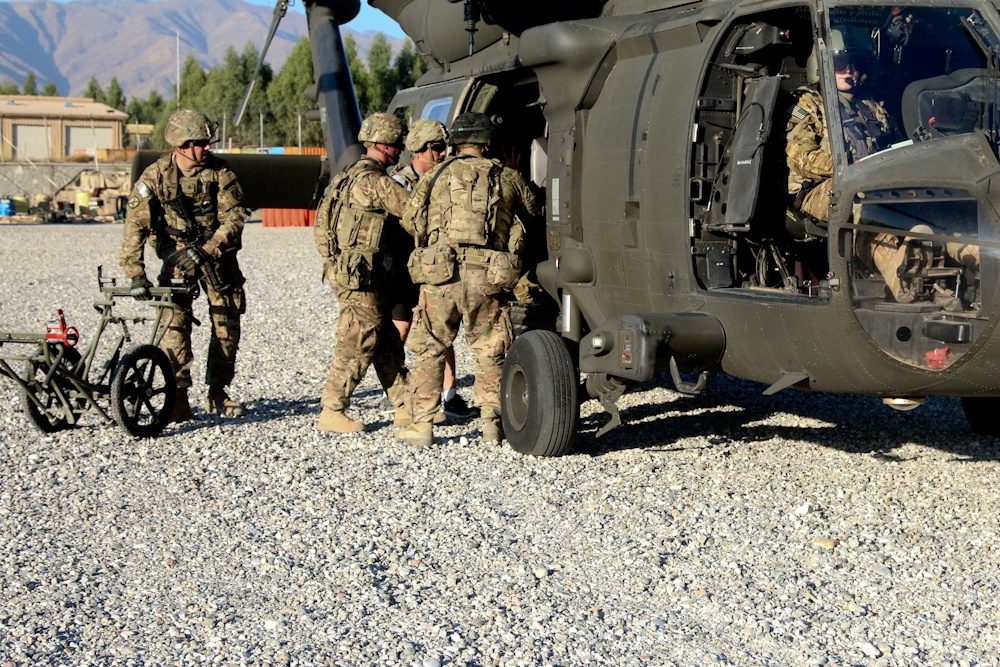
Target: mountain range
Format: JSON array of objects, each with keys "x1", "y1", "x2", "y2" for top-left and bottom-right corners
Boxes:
[{"x1": 0, "y1": 0, "x2": 403, "y2": 100}]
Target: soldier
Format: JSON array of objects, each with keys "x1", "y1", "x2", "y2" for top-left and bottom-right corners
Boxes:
[
  {"x1": 397, "y1": 112, "x2": 543, "y2": 447},
  {"x1": 120, "y1": 109, "x2": 246, "y2": 422},
  {"x1": 314, "y1": 112, "x2": 428, "y2": 433},
  {"x1": 787, "y1": 33, "x2": 920, "y2": 301},
  {"x1": 786, "y1": 32, "x2": 902, "y2": 223},
  {"x1": 388, "y1": 118, "x2": 478, "y2": 420}
]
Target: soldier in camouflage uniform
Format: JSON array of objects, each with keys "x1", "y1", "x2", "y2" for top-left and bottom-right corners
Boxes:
[
  {"x1": 786, "y1": 43, "x2": 901, "y2": 222},
  {"x1": 786, "y1": 35, "x2": 931, "y2": 301},
  {"x1": 314, "y1": 112, "x2": 414, "y2": 433},
  {"x1": 396, "y1": 112, "x2": 543, "y2": 447},
  {"x1": 120, "y1": 109, "x2": 246, "y2": 422},
  {"x1": 389, "y1": 119, "x2": 477, "y2": 420}
]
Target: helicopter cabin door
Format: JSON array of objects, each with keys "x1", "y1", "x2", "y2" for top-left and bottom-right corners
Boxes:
[{"x1": 689, "y1": 7, "x2": 830, "y2": 297}]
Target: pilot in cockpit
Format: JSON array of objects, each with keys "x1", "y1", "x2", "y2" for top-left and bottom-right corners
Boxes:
[
  {"x1": 786, "y1": 26, "x2": 902, "y2": 224},
  {"x1": 787, "y1": 26, "x2": 979, "y2": 303}
]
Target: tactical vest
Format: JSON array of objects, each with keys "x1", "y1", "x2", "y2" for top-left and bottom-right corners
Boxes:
[
  {"x1": 318, "y1": 159, "x2": 388, "y2": 255},
  {"x1": 151, "y1": 156, "x2": 222, "y2": 254},
  {"x1": 426, "y1": 155, "x2": 504, "y2": 249},
  {"x1": 840, "y1": 97, "x2": 890, "y2": 163},
  {"x1": 316, "y1": 158, "x2": 391, "y2": 290}
]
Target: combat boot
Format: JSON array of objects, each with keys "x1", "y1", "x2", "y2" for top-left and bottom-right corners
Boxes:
[
  {"x1": 170, "y1": 388, "x2": 192, "y2": 423},
  {"x1": 482, "y1": 419, "x2": 504, "y2": 443},
  {"x1": 318, "y1": 408, "x2": 363, "y2": 433},
  {"x1": 394, "y1": 409, "x2": 446, "y2": 426},
  {"x1": 206, "y1": 385, "x2": 245, "y2": 417},
  {"x1": 396, "y1": 422, "x2": 433, "y2": 447}
]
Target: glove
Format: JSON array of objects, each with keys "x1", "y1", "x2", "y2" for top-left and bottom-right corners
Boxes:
[
  {"x1": 174, "y1": 246, "x2": 209, "y2": 275},
  {"x1": 130, "y1": 275, "x2": 153, "y2": 301}
]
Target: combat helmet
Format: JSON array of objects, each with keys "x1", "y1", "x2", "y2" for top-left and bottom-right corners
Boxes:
[
  {"x1": 358, "y1": 112, "x2": 406, "y2": 146},
  {"x1": 448, "y1": 112, "x2": 497, "y2": 146},
  {"x1": 405, "y1": 119, "x2": 448, "y2": 152},
  {"x1": 165, "y1": 109, "x2": 217, "y2": 147}
]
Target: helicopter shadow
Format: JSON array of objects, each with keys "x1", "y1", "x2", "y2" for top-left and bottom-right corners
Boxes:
[{"x1": 576, "y1": 374, "x2": 999, "y2": 462}]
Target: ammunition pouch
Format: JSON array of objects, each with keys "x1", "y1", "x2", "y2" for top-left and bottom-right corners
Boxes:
[
  {"x1": 408, "y1": 245, "x2": 456, "y2": 285},
  {"x1": 485, "y1": 250, "x2": 523, "y2": 290},
  {"x1": 334, "y1": 248, "x2": 374, "y2": 290}
]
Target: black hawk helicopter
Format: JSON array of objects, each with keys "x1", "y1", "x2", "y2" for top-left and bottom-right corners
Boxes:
[{"x1": 157, "y1": 0, "x2": 1000, "y2": 456}]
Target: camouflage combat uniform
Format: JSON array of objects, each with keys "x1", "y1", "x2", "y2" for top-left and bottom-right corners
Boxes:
[
  {"x1": 786, "y1": 86, "x2": 898, "y2": 221},
  {"x1": 400, "y1": 151, "x2": 542, "y2": 428},
  {"x1": 120, "y1": 152, "x2": 246, "y2": 390},
  {"x1": 314, "y1": 156, "x2": 411, "y2": 414},
  {"x1": 386, "y1": 163, "x2": 422, "y2": 317}
]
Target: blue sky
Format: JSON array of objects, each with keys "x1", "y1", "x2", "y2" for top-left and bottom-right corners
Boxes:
[
  {"x1": 29, "y1": 0, "x2": 405, "y2": 38},
  {"x1": 246, "y1": 0, "x2": 404, "y2": 37}
]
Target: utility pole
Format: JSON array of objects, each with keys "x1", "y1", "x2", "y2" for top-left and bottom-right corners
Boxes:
[{"x1": 175, "y1": 31, "x2": 181, "y2": 109}]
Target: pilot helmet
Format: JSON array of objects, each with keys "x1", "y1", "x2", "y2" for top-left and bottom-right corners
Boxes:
[
  {"x1": 358, "y1": 112, "x2": 406, "y2": 147},
  {"x1": 448, "y1": 112, "x2": 497, "y2": 146},
  {"x1": 405, "y1": 119, "x2": 448, "y2": 152},
  {"x1": 165, "y1": 109, "x2": 218, "y2": 147},
  {"x1": 807, "y1": 25, "x2": 873, "y2": 84}
]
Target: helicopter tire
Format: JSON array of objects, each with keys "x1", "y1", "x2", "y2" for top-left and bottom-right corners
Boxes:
[
  {"x1": 960, "y1": 397, "x2": 1000, "y2": 437},
  {"x1": 21, "y1": 345, "x2": 82, "y2": 433},
  {"x1": 501, "y1": 329, "x2": 578, "y2": 457},
  {"x1": 111, "y1": 344, "x2": 175, "y2": 438}
]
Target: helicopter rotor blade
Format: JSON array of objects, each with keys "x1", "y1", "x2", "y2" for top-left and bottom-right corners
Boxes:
[{"x1": 234, "y1": 0, "x2": 289, "y2": 126}]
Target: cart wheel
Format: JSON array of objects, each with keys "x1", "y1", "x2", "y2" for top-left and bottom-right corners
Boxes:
[
  {"x1": 111, "y1": 344, "x2": 175, "y2": 437},
  {"x1": 21, "y1": 345, "x2": 81, "y2": 433}
]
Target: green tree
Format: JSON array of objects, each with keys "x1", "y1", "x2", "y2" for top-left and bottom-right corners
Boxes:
[
  {"x1": 340, "y1": 34, "x2": 427, "y2": 118},
  {"x1": 394, "y1": 39, "x2": 426, "y2": 92},
  {"x1": 106, "y1": 77, "x2": 126, "y2": 111},
  {"x1": 344, "y1": 34, "x2": 374, "y2": 117},
  {"x1": 196, "y1": 43, "x2": 273, "y2": 145},
  {"x1": 179, "y1": 55, "x2": 207, "y2": 106},
  {"x1": 126, "y1": 90, "x2": 166, "y2": 125},
  {"x1": 366, "y1": 33, "x2": 395, "y2": 114},
  {"x1": 267, "y1": 37, "x2": 324, "y2": 147},
  {"x1": 23, "y1": 72, "x2": 37, "y2": 95},
  {"x1": 84, "y1": 77, "x2": 106, "y2": 104},
  {"x1": 42, "y1": 81, "x2": 59, "y2": 96},
  {"x1": 0, "y1": 82, "x2": 19, "y2": 95}
]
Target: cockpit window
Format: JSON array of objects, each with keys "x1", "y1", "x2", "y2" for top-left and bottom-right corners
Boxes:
[{"x1": 826, "y1": 5, "x2": 1000, "y2": 160}]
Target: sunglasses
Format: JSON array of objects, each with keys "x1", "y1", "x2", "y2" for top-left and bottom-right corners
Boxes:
[
  {"x1": 428, "y1": 142, "x2": 447, "y2": 152},
  {"x1": 833, "y1": 55, "x2": 861, "y2": 74},
  {"x1": 183, "y1": 139, "x2": 211, "y2": 149}
]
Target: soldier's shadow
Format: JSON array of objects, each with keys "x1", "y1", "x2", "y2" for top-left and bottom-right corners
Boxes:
[{"x1": 165, "y1": 395, "x2": 321, "y2": 433}]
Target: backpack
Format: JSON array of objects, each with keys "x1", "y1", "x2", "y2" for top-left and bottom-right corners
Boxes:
[
  {"x1": 409, "y1": 155, "x2": 503, "y2": 248},
  {"x1": 314, "y1": 160, "x2": 388, "y2": 290},
  {"x1": 441, "y1": 158, "x2": 502, "y2": 246}
]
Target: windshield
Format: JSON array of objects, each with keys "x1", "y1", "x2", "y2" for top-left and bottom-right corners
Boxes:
[{"x1": 827, "y1": 5, "x2": 1000, "y2": 160}]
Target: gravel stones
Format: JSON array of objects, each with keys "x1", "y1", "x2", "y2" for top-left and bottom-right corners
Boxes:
[{"x1": 0, "y1": 224, "x2": 998, "y2": 666}]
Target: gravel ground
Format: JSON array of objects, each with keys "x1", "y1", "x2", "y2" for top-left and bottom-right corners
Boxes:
[{"x1": 1, "y1": 222, "x2": 998, "y2": 667}]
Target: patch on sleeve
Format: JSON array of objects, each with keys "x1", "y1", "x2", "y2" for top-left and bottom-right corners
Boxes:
[
  {"x1": 128, "y1": 196, "x2": 141, "y2": 209},
  {"x1": 136, "y1": 181, "x2": 152, "y2": 199},
  {"x1": 226, "y1": 180, "x2": 244, "y2": 202}
]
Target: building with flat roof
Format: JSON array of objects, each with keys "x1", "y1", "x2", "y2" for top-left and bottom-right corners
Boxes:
[{"x1": 0, "y1": 96, "x2": 128, "y2": 161}]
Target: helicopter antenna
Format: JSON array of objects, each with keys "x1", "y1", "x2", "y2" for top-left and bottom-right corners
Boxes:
[
  {"x1": 234, "y1": 0, "x2": 290, "y2": 126},
  {"x1": 464, "y1": 0, "x2": 481, "y2": 57}
]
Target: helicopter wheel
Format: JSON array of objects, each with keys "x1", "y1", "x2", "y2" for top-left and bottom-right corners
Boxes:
[
  {"x1": 501, "y1": 329, "x2": 578, "y2": 457},
  {"x1": 111, "y1": 344, "x2": 175, "y2": 438},
  {"x1": 21, "y1": 344, "x2": 82, "y2": 433},
  {"x1": 960, "y1": 397, "x2": 1000, "y2": 437}
]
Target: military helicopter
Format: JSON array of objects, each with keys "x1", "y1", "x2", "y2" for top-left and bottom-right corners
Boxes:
[{"x1": 183, "y1": 0, "x2": 1000, "y2": 457}]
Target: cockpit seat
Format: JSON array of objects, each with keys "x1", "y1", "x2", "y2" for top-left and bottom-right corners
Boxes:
[{"x1": 901, "y1": 68, "x2": 986, "y2": 139}]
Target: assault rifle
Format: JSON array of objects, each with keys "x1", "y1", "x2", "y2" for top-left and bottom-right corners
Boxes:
[{"x1": 162, "y1": 198, "x2": 230, "y2": 294}]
